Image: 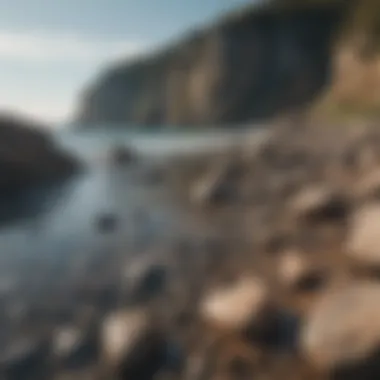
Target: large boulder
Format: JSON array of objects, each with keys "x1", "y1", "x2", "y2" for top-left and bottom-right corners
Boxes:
[{"x1": 0, "y1": 113, "x2": 79, "y2": 194}]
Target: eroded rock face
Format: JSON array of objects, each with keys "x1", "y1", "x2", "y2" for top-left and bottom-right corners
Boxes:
[{"x1": 0, "y1": 114, "x2": 79, "y2": 194}]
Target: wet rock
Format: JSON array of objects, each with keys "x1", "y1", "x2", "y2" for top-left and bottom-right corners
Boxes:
[
  {"x1": 95, "y1": 213, "x2": 118, "y2": 233},
  {"x1": 110, "y1": 145, "x2": 136, "y2": 165},
  {"x1": 290, "y1": 185, "x2": 349, "y2": 224},
  {"x1": 199, "y1": 276, "x2": 268, "y2": 332},
  {"x1": 0, "y1": 113, "x2": 79, "y2": 195},
  {"x1": 102, "y1": 308, "x2": 167, "y2": 379},
  {"x1": 52, "y1": 325, "x2": 99, "y2": 369},
  {"x1": 0, "y1": 338, "x2": 50, "y2": 380},
  {"x1": 138, "y1": 165, "x2": 165, "y2": 186},
  {"x1": 123, "y1": 258, "x2": 168, "y2": 304},
  {"x1": 347, "y1": 204, "x2": 380, "y2": 267},
  {"x1": 190, "y1": 164, "x2": 237, "y2": 205},
  {"x1": 301, "y1": 282, "x2": 380, "y2": 374}
]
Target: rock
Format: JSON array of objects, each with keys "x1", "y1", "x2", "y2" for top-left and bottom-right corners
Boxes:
[
  {"x1": 342, "y1": 139, "x2": 380, "y2": 175},
  {"x1": 346, "y1": 204, "x2": 380, "y2": 267},
  {"x1": 109, "y1": 145, "x2": 136, "y2": 165},
  {"x1": 123, "y1": 258, "x2": 168, "y2": 304},
  {"x1": 0, "y1": 113, "x2": 79, "y2": 194},
  {"x1": 138, "y1": 165, "x2": 165, "y2": 186},
  {"x1": 278, "y1": 250, "x2": 326, "y2": 292},
  {"x1": 290, "y1": 185, "x2": 349, "y2": 224},
  {"x1": 52, "y1": 325, "x2": 99, "y2": 369},
  {"x1": 102, "y1": 308, "x2": 166, "y2": 379},
  {"x1": 301, "y1": 282, "x2": 380, "y2": 374},
  {"x1": 95, "y1": 213, "x2": 118, "y2": 233},
  {"x1": 0, "y1": 338, "x2": 50, "y2": 380},
  {"x1": 354, "y1": 169, "x2": 380, "y2": 200},
  {"x1": 190, "y1": 165, "x2": 237, "y2": 205},
  {"x1": 199, "y1": 276, "x2": 268, "y2": 331}
]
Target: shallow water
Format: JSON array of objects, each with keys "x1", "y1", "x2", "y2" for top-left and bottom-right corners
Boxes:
[{"x1": 0, "y1": 126, "x2": 267, "y2": 276}]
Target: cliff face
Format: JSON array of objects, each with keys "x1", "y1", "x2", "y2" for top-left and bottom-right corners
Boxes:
[{"x1": 76, "y1": 2, "x2": 346, "y2": 127}]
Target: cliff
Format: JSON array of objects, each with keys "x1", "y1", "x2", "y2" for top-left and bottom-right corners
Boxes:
[{"x1": 76, "y1": 0, "x2": 370, "y2": 127}]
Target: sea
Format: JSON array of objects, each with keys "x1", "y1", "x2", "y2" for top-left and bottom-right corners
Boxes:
[{"x1": 0, "y1": 124, "x2": 268, "y2": 281}]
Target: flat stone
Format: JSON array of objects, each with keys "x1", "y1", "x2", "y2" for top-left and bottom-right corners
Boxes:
[
  {"x1": 301, "y1": 282, "x2": 380, "y2": 372},
  {"x1": 199, "y1": 276, "x2": 268, "y2": 331}
]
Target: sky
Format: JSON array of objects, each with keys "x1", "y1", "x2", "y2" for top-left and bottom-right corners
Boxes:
[{"x1": 0, "y1": 0, "x2": 252, "y2": 124}]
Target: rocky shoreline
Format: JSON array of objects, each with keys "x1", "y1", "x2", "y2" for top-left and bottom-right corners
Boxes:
[{"x1": 2, "y1": 119, "x2": 380, "y2": 379}]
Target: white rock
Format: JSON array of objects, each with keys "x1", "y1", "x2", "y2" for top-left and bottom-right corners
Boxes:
[
  {"x1": 302, "y1": 282, "x2": 380, "y2": 370},
  {"x1": 200, "y1": 277, "x2": 268, "y2": 331},
  {"x1": 102, "y1": 308, "x2": 150, "y2": 366},
  {"x1": 346, "y1": 204, "x2": 380, "y2": 266}
]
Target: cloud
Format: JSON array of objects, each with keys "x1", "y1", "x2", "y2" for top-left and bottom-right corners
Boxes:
[{"x1": 0, "y1": 30, "x2": 147, "y2": 63}]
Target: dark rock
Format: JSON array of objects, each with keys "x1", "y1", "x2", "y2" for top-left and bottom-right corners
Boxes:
[
  {"x1": 290, "y1": 185, "x2": 349, "y2": 225},
  {"x1": 95, "y1": 213, "x2": 118, "y2": 233},
  {"x1": 190, "y1": 165, "x2": 238, "y2": 205},
  {"x1": 52, "y1": 325, "x2": 99, "y2": 369},
  {"x1": 123, "y1": 258, "x2": 168, "y2": 304},
  {"x1": 244, "y1": 308, "x2": 300, "y2": 351},
  {"x1": 110, "y1": 145, "x2": 136, "y2": 165},
  {"x1": 294, "y1": 272, "x2": 326, "y2": 293},
  {"x1": 0, "y1": 113, "x2": 79, "y2": 195}
]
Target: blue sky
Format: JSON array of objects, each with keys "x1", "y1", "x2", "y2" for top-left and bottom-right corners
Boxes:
[{"x1": 0, "y1": 0, "x2": 251, "y2": 123}]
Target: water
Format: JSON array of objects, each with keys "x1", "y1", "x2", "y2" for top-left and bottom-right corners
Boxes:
[
  {"x1": 0, "y1": 126, "x2": 268, "y2": 281},
  {"x1": 56, "y1": 126, "x2": 263, "y2": 162}
]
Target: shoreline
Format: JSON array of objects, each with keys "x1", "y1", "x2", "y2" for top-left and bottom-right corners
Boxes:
[{"x1": 0, "y1": 120, "x2": 380, "y2": 379}]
